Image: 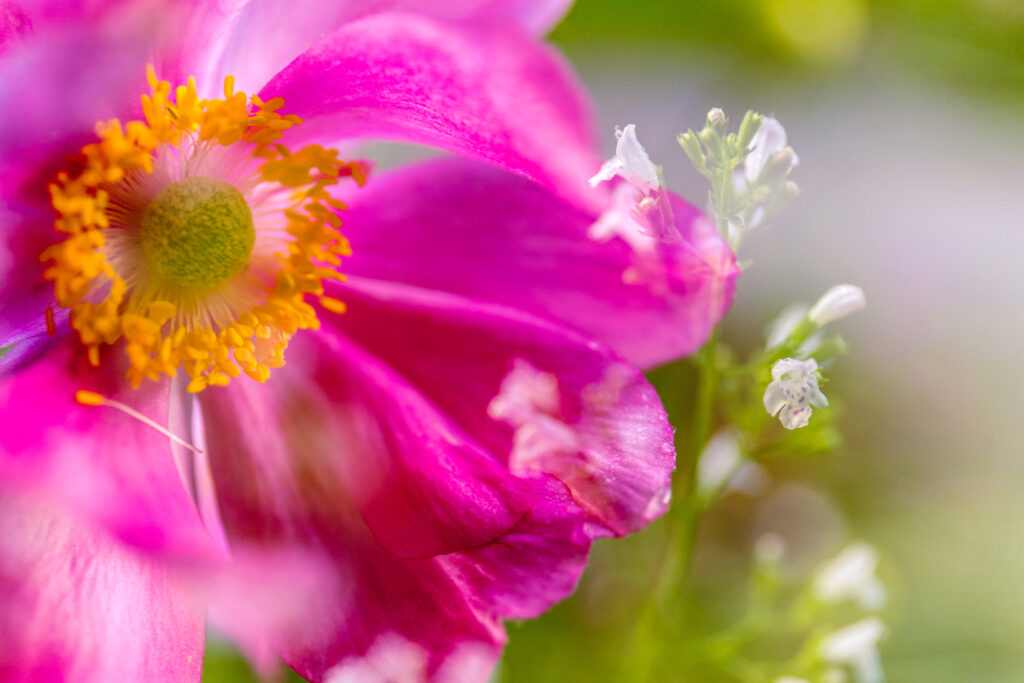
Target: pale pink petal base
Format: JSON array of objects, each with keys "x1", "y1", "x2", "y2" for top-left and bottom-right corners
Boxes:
[{"x1": 0, "y1": 337, "x2": 215, "y2": 561}]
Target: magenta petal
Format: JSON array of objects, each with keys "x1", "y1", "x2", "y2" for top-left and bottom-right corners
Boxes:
[
  {"x1": 442, "y1": 475, "x2": 591, "y2": 620},
  {"x1": 0, "y1": 338, "x2": 215, "y2": 560},
  {"x1": 0, "y1": 487, "x2": 205, "y2": 682},
  {"x1": 326, "y1": 278, "x2": 677, "y2": 536},
  {"x1": 338, "y1": 158, "x2": 738, "y2": 368},
  {"x1": 260, "y1": 13, "x2": 601, "y2": 208},
  {"x1": 198, "y1": 331, "x2": 533, "y2": 559}
]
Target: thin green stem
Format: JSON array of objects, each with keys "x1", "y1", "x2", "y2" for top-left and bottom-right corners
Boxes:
[{"x1": 618, "y1": 332, "x2": 721, "y2": 681}]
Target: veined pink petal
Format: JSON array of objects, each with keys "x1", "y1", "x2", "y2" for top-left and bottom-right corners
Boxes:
[
  {"x1": 338, "y1": 158, "x2": 738, "y2": 369},
  {"x1": 440, "y1": 475, "x2": 591, "y2": 621},
  {"x1": 0, "y1": 486, "x2": 205, "y2": 683},
  {"x1": 0, "y1": 337, "x2": 216, "y2": 561},
  {"x1": 326, "y1": 278, "x2": 677, "y2": 536},
  {"x1": 198, "y1": 331, "x2": 533, "y2": 560},
  {"x1": 259, "y1": 13, "x2": 601, "y2": 209}
]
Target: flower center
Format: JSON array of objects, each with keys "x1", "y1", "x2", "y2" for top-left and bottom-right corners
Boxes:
[
  {"x1": 42, "y1": 68, "x2": 368, "y2": 392},
  {"x1": 140, "y1": 177, "x2": 255, "y2": 288}
]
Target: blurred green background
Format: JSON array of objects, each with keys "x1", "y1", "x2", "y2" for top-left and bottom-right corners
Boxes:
[{"x1": 205, "y1": 1, "x2": 1024, "y2": 680}]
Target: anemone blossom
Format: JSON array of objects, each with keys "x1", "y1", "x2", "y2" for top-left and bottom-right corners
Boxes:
[{"x1": 0, "y1": 1, "x2": 738, "y2": 680}]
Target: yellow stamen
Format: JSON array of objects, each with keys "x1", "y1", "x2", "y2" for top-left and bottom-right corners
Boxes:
[
  {"x1": 43, "y1": 69, "x2": 368, "y2": 391},
  {"x1": 74, "y1": 389, "x2": 203, "y2": 453}
]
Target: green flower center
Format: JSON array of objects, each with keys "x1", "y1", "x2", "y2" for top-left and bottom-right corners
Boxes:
[{"x1": 140, "y1": 176, "x2": 255, "y2": 288}]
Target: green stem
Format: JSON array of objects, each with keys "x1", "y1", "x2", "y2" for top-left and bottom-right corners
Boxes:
[{"x1": 618, "y1": 332, "x2": 720, "y2": 681}]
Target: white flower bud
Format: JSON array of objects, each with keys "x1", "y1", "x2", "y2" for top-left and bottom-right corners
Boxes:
[
  {"x1": 697, "y1": 430, "x2": 742, "y2": 497},
  {"x1": 707, "y1": 107, "x2": 726, "y2": 128},
  {"x1": 820, "y1": 618, "x2": 886, "y2": 683},
  {"x1": 814, "y1": 542, "x2": 887, "y2": 610},
  {"x1": 744, "y1": 116, "x2": 797, "y2": 184},
  {"x1": 809, "y1": 284, "x2": 866, "y2": 326}
]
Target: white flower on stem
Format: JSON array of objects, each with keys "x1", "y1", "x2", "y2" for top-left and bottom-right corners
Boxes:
[
  {"x1": 589, "y1": 124, "x2": 677, "y2": 248},
  {"x1": 809, "y1": 284, "x2": 866, "y2": 326},
  {"x1": 764, "y1": 358, "x2": 828, "y2": 429},
  {"x1": 814, "y1": 542, "x2": 887, "y2": 610},
  {"x1": 820, "y1": 618, "x2": 886, "y2": 683},
  {"x1": 589, "y1": 124, "x2": 659, "y2": 191},
  {"x1": 741, "y1": 116, "x2": 799, "y2": 188}
]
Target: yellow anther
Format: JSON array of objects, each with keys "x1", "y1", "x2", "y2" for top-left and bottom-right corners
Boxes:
[
  {"x1": 75, "y1": 390, "x2": 105, "y2": 406},
  {"x1": 319, "y1": 297, "x2": 347, "y2": 314}
]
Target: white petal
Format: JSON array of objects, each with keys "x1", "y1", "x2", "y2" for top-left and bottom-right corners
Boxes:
[
  {"x1": 809, "y1": 284, "x2": 866, "y2": 326},
  {"x1": 780, "y1": 403, "x2": 812, "y2": 430},
  {"x1": 614, "y1": 124, "x2": 660, "y2": 190},
  {"x1": 745, "y1": 116, "x2": 789, "y2": 182},
  {"x1": 763, "y1": 381, "x2": 788, "y2": 416}
]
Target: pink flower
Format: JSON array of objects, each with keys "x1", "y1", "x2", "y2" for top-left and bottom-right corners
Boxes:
[{"x1": 0, "y1": 2, "x2": 738, "y2": 681}]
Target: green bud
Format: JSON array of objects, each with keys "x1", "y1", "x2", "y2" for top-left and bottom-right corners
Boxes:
[
  {"x1": 677, "y1": 130, "x2": 708, "y2": 173},
  {"x1": 736, "y1": 110, "x2": 765, "y2": 152},
  {"x1": 706, "y1": 107, "x2": 727, "y2": 133}
]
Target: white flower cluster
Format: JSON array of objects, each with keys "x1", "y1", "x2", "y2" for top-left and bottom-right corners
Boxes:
[{"x1": 762, "y1": 284, "x2": 866, "y2": 429}]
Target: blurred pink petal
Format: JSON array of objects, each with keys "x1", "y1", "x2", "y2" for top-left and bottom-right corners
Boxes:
[
  {"x1": 0, "y1": 486, "x2": 205, "y2": 682},
  {"x1": 0, "y1": 338, "x2": 216, "y2": 560}
]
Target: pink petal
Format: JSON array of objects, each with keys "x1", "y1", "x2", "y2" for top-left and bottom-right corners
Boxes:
[
  {"x1": 212, "y1": 0, "x2": 572, "y2": 96},
  {"x1": 0, "y1": 486, "x2": 205, "y2": 682},
  {"x1": 198, "y1": 331, "x2": 533, "y2": 559},
  {"x1": 260, "y1": 13, "x2": 601, "y2": 209},
  {"x1": 0, "y1": 5, "x2": 175, "y2": 159},
  {"x1": 338, "y1": 157, "x2": 738, "y2": 369},
  {"x1": 326, "y1": 278, "x2": 677, "y2": 536},
  {"x1": 440, "y1": 475, "x2": 591, "y2": 620},
  {"x1": 0, "y1": 337, "x2": 216, "y2": 560}
]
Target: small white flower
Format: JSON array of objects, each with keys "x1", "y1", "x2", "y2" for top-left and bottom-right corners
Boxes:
[
  {"x1": 697, "y1": 430, "x2": 742, "y2": 497},
  {"x1": 809, "y1": 284, "x2": 866, "y2": 326},
  {"x1": 743, "y1": 116, "x2": 799, "y2": 186},
  {"x1": 763, "y1": 358, "x2": 828, "y2": 429},
  {"x1": 820, "y1": 617, "x2": 886, "y2": 683},
  {"x1": 814, "y1": 542, "x2": 887, "y2": 610},
  {"x1": 589, "y1": 124, "x2": 660, "y2": 191},
  {"x1": 765, "y1": 302, "x2": 810, "y2": 350}
]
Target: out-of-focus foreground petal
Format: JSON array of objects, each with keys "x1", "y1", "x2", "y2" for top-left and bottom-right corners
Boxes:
[
  {"x1": 0, "y1": 486, "x2": 205, "y2": 683},
  {"x1": 197, "y1": 341, "x2": 509, "y2": 680},
  {"x1": 0, "y1": 338, "x2": 216, "y2": 561},
  {"x1": 260, "y1": 13, "x2": 600, "y2": 209},
  {"x1": 338, "y1": 158, "x2": 738, "y2": 369}
]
